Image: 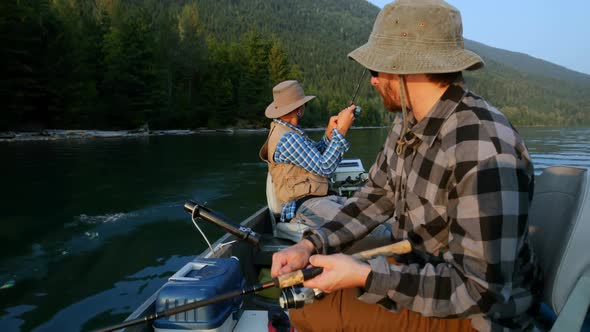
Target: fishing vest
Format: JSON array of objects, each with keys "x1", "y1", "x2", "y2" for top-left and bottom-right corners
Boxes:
[{"x1": 259, "y1": 122, "x2": 329, "y2": 207}]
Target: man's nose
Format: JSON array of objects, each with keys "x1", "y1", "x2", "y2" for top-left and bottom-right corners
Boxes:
[{"x1": 370, "y1": 76, "x2": 379, "y2": 86}]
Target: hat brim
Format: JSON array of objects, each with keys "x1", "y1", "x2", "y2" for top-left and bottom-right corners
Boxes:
[
  {"x1": 265, "y1": 95, "x2": 316, "y2": 119},
  {"x1": 348, "y1": 42, "x2": 484, "y2": 75}
]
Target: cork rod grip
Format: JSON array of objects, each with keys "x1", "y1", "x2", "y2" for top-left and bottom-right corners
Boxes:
[
  {"x1": 351, "y1": 240, "x2": 412, "y2": 261},
  {"x1": 275, "y1": 267, "x2": 323, "y2": 288},
  {"x1": 274, "y1": 240, "x2": 412, "y2": 288}
]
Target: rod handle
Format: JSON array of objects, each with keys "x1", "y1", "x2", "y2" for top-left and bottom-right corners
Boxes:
[
  {"x1": 351, "y1": 240, "x2": 412, "y2": 261},
  {"x1": 275, "y1": 267, "x2": 324, "y2": 288}
]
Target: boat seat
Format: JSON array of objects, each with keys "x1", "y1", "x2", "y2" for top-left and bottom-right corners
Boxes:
[
  {"x1": 266, "y1": 171, "x2": 282, "y2": 221},
  {"x1": 251, "y1": 173, "x2": 298, "y2": 266},
  {"x1": 265, "y1": 172, "x2": 310, "y2": 243},
  {"x1": 528, "y1": 166, "x2": 590, "y2": 331}
]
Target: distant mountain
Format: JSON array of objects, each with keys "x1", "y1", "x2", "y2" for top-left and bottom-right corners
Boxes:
[
  {"x1": 465, "y1": 40, "x2": 590, "y2": 86},
  {"x1": 194, "y1": 0, "x2": 590, "y2": 125},
  {"x1": 4, "y1": 0, "x2": 588, "y2": 130}
]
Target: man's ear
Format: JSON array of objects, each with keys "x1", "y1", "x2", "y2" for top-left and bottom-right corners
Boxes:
[{"x1": 296, "y1": 106, "x2": 305, "y2": 116}]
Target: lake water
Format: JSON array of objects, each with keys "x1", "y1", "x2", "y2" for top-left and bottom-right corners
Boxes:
[{"x1": 1, "y1": 127, "x2": 589, "y2": 331}]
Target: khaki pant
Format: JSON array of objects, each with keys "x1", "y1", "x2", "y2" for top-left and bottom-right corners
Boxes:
[{"x1": 289, "y1": 288, "x2": 477, "y2": 332}]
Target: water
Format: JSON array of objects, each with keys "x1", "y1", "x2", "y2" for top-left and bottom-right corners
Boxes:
[{"x1": 0, "y1": 127, "x2": 589, "y2": 331}]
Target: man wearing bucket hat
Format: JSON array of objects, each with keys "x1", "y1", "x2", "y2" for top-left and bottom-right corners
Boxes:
[
  {"x1": 259, "y1": 80, "x2": 356, "y2": 225},
  {"x1": 271, "y1": 1, "x2": 540, "y2": 331}
]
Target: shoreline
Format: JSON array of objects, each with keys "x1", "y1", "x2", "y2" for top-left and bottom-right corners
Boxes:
[
  {"x1": 0, "y1": 129, "x2": 252, "y2": 142},
  {"x1": 0, "y1": 126, "x2": 388, "y2": 142}
]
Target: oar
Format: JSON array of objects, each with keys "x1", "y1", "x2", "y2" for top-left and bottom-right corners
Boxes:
[{"x1": 93, "y1": 240, "x2": 411, "y2": 332}]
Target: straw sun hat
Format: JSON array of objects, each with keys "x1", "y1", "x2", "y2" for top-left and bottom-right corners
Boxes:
[
  {"x1": 348, "y1": 0, "x2": 484, "y2": 75},
  {"x1": 265, "y1": 80, "x2": 315, "y2": 119}
]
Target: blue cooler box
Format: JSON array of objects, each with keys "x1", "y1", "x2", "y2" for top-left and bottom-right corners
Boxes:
[{"x1": 153, "y1": 258, "x2": 245, "y2": 332}]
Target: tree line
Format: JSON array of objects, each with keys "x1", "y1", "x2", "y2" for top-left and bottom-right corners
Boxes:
[
  {"x1": 1, "y1": 0, "x2": 588, "y2": 131},
  {"x1": 1, "y1": 0, "x2": 305, "y2": 130}
]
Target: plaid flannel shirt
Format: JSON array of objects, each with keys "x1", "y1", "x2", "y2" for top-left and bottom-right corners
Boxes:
[
  {"x1": 273, "y1": 119, "x2": 350, "y2": 221},
  {"x1": 304, "y1": 83, "x2": 540, "y2": 331}
]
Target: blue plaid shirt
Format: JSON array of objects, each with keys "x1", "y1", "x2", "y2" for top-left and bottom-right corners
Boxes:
[{"x1": 272, "y1": 119, "x2": 350, "y2": 221}]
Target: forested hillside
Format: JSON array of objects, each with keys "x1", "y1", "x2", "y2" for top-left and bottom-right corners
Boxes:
[
  {"x1": 464, "y1": 41, "x2": 590, "y2": 126},
  {"x1": 1, "y1": 0, "x2": 589, "y2": 131}
]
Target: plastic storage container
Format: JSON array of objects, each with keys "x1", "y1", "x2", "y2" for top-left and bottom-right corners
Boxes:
[{"x1": 153, "y1": 257, "x2": 245, "y2": 332}]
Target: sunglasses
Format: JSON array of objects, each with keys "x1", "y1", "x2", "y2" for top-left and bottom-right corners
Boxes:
[{"x1": 369, "y1": 70, "x2": 379, "y2": 78}]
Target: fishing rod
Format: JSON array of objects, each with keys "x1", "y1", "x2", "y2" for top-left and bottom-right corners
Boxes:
[
  {"x1": 350, "y1": 68, "x2": 367, "y2": 106},
  {"x1": 93, "y1": 239, "x2": 412, "y2": 332},
  {"x1": 280, "y1": 239, "x2": 413, "y2": 308},
  {"x1": 350, "y1": 68, "x2": 367, "y2": 118},
  {"x1": 93, "y1": 267, "x2": 323, "y2": 332}
]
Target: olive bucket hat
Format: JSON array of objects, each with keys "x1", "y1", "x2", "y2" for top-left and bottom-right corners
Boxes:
[
  {"x1": 265, "y1": 80, "x2": 315, "y2": 119},
  {"x1": 348, "y1": 0, "x2": 484, "y2": 74}
]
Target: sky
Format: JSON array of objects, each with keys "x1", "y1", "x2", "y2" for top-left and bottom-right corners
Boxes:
[{"x1": 366, "y1": 0, "x2": 590, "y2": 75}]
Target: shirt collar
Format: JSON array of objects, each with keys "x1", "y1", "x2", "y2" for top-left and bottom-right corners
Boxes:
[
  {"x1": 409, "y1": 82, "x2": 468, "y2": 148},
  {"x1": 273, "y1": 119, "x2": 305, "y2": 135}
]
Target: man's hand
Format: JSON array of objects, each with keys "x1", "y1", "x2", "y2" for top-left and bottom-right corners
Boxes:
[
  {"x1": 303, "y1": 254, "x2": 371, "y2": 293},
  {"x1": 325, "y1": 115, "x2": 338, "y2": 140},
  {"x1": 336, "y1": 105, "x2": 356, "y2": 137},
  {"x1": 271, "y1": 239, "x2": 316, "y2": 277}
]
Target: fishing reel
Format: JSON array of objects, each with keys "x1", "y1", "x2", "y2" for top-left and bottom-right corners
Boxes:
[
  {"x1": 353, "y1": 105, "x2": 362, "y2": 119},
  {"x1": 279, "y1": 286, "x2": 324, "y2": 309}
]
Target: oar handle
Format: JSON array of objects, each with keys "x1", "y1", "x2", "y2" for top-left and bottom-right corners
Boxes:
[{"x1": 184, "y1": 201, "x2": 261, "y2": 248}]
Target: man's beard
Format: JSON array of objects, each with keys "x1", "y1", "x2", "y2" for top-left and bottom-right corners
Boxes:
[{"x1": 382, "y1": 84, "x2": 403, "y2": 113}]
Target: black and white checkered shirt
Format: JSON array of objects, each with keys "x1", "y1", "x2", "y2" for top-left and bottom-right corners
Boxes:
[{"x1": 304, "y1": 82, "x2": 540, "y2": 331}]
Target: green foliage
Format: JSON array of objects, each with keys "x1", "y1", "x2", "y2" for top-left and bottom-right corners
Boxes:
[
  {"x1": 0, "y1": 0, "x2": 61, "y2": 130},
  {"x1": 1, "y1": 0, "x2": 589, "y2": 131},
  {"x1": 464, "y1": 57, "x2": 590, "y2": 126},
  {"x1": 268, "y1": 38, "x2": 296, "y2": 85}
]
